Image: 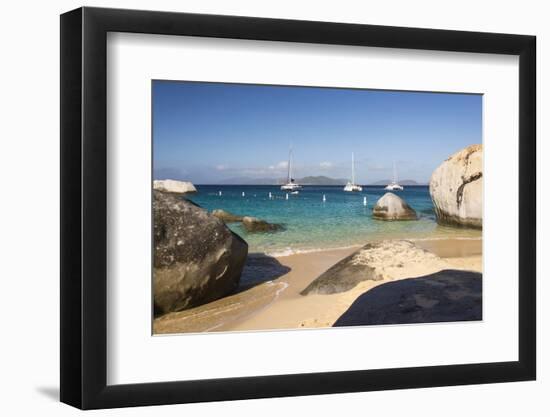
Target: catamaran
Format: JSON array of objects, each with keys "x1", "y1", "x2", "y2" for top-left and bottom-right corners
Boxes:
[
  {"x1": 280, "y1": 147, "x2": 302, "y2": 191},
  {"x1": 343, "y1": 152, "x2": 363, "y2": 192},
  {"x1": 385, "y1": 160, "x2": 404, "y2": 191}
]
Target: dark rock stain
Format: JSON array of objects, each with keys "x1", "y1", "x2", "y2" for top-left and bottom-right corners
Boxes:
[{"x1": 456, "y1": 172, "x2": 482, "y2": 210}]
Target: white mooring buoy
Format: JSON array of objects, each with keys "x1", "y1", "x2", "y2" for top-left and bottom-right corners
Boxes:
[
  {"x1": 242, "y1": 191, "x2": 245, "y2": 197},
  {"x1": 286, "y1": 193, "x2": 289, "y2": 200},
  {"x1": 269, "y1": 192, "x2": 272, "y2": 199},
  {"x1": 322, "y1": 194, "x2": 326, "y2": 202},
  {"x1": 363, "y1": 196, "x2": 367, "y2": 206},
  {"x1": 219, "y1": 191, "x2": 222, "y2": 196}
]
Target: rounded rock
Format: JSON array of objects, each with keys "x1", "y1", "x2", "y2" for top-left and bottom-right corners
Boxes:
[
  {"x1": 211, "y1": 209, "x2": 243, "y2": 223},
  {"x1": 372, "y1": 192, "x2": 417, "y2": 221},
  {"x1": 153, "y1": 191, "x2": 248, "y2": 314},
  {"x1": 242, "y1": 216, "x2": 282, "y2": 233}
]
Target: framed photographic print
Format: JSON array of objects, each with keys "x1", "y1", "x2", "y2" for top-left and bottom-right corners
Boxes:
[{"x1": 60, "y1": 6, "x2": 536, "y2": 409}]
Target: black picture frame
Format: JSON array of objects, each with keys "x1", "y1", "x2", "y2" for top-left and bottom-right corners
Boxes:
[{"x1": 60, "y1": 6, "x2": 536, "y2": 410}]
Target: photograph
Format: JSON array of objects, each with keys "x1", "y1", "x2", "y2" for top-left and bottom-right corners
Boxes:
[
  {"x1": 151, "y1": 81, "x2": 483, "y2": 334},
  {"x1": 52, "y1": 2, "x2": 539, "y2": 411}
]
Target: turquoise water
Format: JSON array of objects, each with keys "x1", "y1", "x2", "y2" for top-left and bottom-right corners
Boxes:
[{"x1": 186, "y1": 185, "x2": 480, "y2": 254}]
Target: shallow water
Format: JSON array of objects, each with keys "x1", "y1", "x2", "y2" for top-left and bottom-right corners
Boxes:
[{"x1": 186, "y1": 185, "x2": 481, "y2": 254}]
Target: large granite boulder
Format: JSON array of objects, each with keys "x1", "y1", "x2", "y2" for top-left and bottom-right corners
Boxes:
[
  {"x1": 429, "y1": 144, "x2": 482, "y2": 228},
  {"x1": 300, "y1": 250, "x2": 381, "y2": 295},
  {"x1": 153, "y1": 191, "x2": 248, "y2": 314},
  {"x1": 301, "y1": 240, "x2": 447, "y2": 296},
  {"x1": 211, "y1": 209, "x2": 243, "y2": 223},
  {"x1": 372, "y1": 193, "x2": 417, "y2": 220},
  {"x1": 242, "y1": 216, "x2": 282, "y2": 233},
  {"x1": 333, "y1": 269, "x2": 482, "y2": 326},
  {"x1": 153, "y1": 179, "x2": 197, "y2": 194}
]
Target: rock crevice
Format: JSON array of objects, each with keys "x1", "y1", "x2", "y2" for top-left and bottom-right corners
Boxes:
[{"x1": 456, "y1": 171, "x2": 482, "y2": 210}]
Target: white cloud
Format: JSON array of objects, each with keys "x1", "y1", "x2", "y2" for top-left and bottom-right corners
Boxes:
[
  {"x1": 319, "y1": 161, "x2": 333, "y2": 169},
  {"x1": 215, "y1": 164, "x2": 227, "y2": 171},
  {"x1": 268, "y1": 161, "x2": 288, "y2": 171}
]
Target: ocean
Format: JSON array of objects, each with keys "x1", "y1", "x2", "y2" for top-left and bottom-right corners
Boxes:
[{"x1": 186, "y1": 185, "x2": 481, "y2": 255}]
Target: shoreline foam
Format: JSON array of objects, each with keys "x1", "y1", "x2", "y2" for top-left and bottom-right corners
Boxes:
[
  {"x1": 262, "y1": 235, "x2": 482, "y2": 258},
  {"x1": 263, "y1": 243, "x2": 363, "y2": 258}
]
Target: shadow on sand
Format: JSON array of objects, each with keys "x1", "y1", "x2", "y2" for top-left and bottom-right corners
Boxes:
[
  {"x1": 153, "y1": 253, "x2": 291, "y2": 318},
  {"x1": 237, "y1": 253, "x2": 291, "y2": 292},
  {"x1": 333, "y1": 269, "x2": 482, "y2": 327},
  {"x1": 154, "y1": 254, "x2": 292, "y2": 334}
]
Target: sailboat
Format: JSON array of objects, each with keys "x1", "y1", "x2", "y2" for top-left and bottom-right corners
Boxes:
[
  {"x1": 385, "y1": 160, "x2": 404, "y2": 191},
  {"x1": 280, "y1": 147, "x2": 302, "y2": 191},
  {"x1": 343, "y1": 152, "x2": 363, "y2": 192}
]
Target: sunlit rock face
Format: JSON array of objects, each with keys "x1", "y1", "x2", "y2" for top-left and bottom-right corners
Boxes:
[
  {"x1": 153, "y1": 179, "x2": 197, "y2": 194},
  {"x1": 372, "y1": 192, "x2": 417, "y2": 221},
  {"x1": 429, "y1": 144, "x2": 482, "y2": 229}
]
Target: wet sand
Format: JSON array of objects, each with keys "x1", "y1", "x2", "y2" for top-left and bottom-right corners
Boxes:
[
  {"x1": 414, "y1": 238, "x2": 482, "y2": 258},
  {"x1": 153, "y1": 238, "x2": 482, "y2": 334}
]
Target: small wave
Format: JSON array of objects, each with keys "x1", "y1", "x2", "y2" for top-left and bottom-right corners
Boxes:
[
  {"x1": 266, "y1": 244, "x2": 361, "y2": 258},
  {"x1": 263, "y1": 236, "x2": 481, "y2": 257},
  {"x1": 203, "y1": 281, "x2": 289, "y2": 332},
  {"x1": 270, "y1": 281, "x2": 290, "y2": 296},
  {"x1": 409, "y1": 236, "x2": 482, "y2": 241}
]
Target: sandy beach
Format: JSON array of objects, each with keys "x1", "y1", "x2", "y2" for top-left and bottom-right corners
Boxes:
[{"x1": 154, "y1": 237, "x2": 482, "y2": 334}]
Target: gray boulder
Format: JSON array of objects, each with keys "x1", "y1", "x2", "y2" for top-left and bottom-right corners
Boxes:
[
  {"x1": 333, "y1": 269, "x2": 482, "y2": 326},
  {"x1": 211, "y1": 209, "x2": 243, "y2": 223},
  {"x1": 429, "y1": 144, "x2": 482, "y2": 228},
  {"x1": 301, "y1": 240, "x2": 446, "y2": 296},
  {"x1": 153, "y1": 191, "x2": 248, "y2": 314},
  {"x1": 372, "y1": 192, "x2": 417, "y2": 220},
  {"x1": 242, "y1": 216, "x2": 282, "y2": 233},
  {"x1": 301, "y1": 243, "x2": 383, "y2": 295}
]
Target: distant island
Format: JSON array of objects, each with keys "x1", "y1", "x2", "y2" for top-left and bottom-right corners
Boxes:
[
  {"x1": 215, "y1": 175, "x2": 348, "y2": 185},
  {"x1": 205, "y1": 176, "x2": 426, "y2": 186},
  {"x1": 296, "y1": 176, "x2": 347, "y2": 185}
]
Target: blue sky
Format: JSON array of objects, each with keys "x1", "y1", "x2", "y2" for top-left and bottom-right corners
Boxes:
[{"x1": 153, "y1": 81, "x2": 482, "y2": 184}]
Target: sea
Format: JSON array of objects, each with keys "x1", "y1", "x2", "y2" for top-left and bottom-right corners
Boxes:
[{"x1": 186, "y1": 185, "x2": 481, "y2": 256}]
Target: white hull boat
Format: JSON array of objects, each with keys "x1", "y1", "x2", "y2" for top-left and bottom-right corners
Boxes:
[
  {"x1": 343, "y1": 152, "x2": 362, "y2": 192},
  {"x1": 385, "y1": 161, "x2": 403, "y2": 191},
  {"x1": 281, "y1": 183, "x2": 301, "y2": 191},
  {"x1": 344, "y1": 182, "x2": 363, "y2": 192},
  {"x1": 384, "y1": 182, "x2": 404, "y2": 191},
  {"x1": 280, "y1": 147, "x2": 302, "y2": 191}
]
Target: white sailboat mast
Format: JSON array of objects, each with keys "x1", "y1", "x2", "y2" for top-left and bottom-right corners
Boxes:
[
  {"x1": 280, "y1": 146, "x2": 301, "y2": 191},
  {"x1": 352, "y1": 152, "x2": 355, "y2": 184},
  {"x1": 288, "y1": 148, "x2": 292, "y2": 182}
]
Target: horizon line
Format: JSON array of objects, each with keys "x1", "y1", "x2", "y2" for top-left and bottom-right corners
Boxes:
[{"x1": 187, "y1": 183, "x2": 430, "y2": 186}]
